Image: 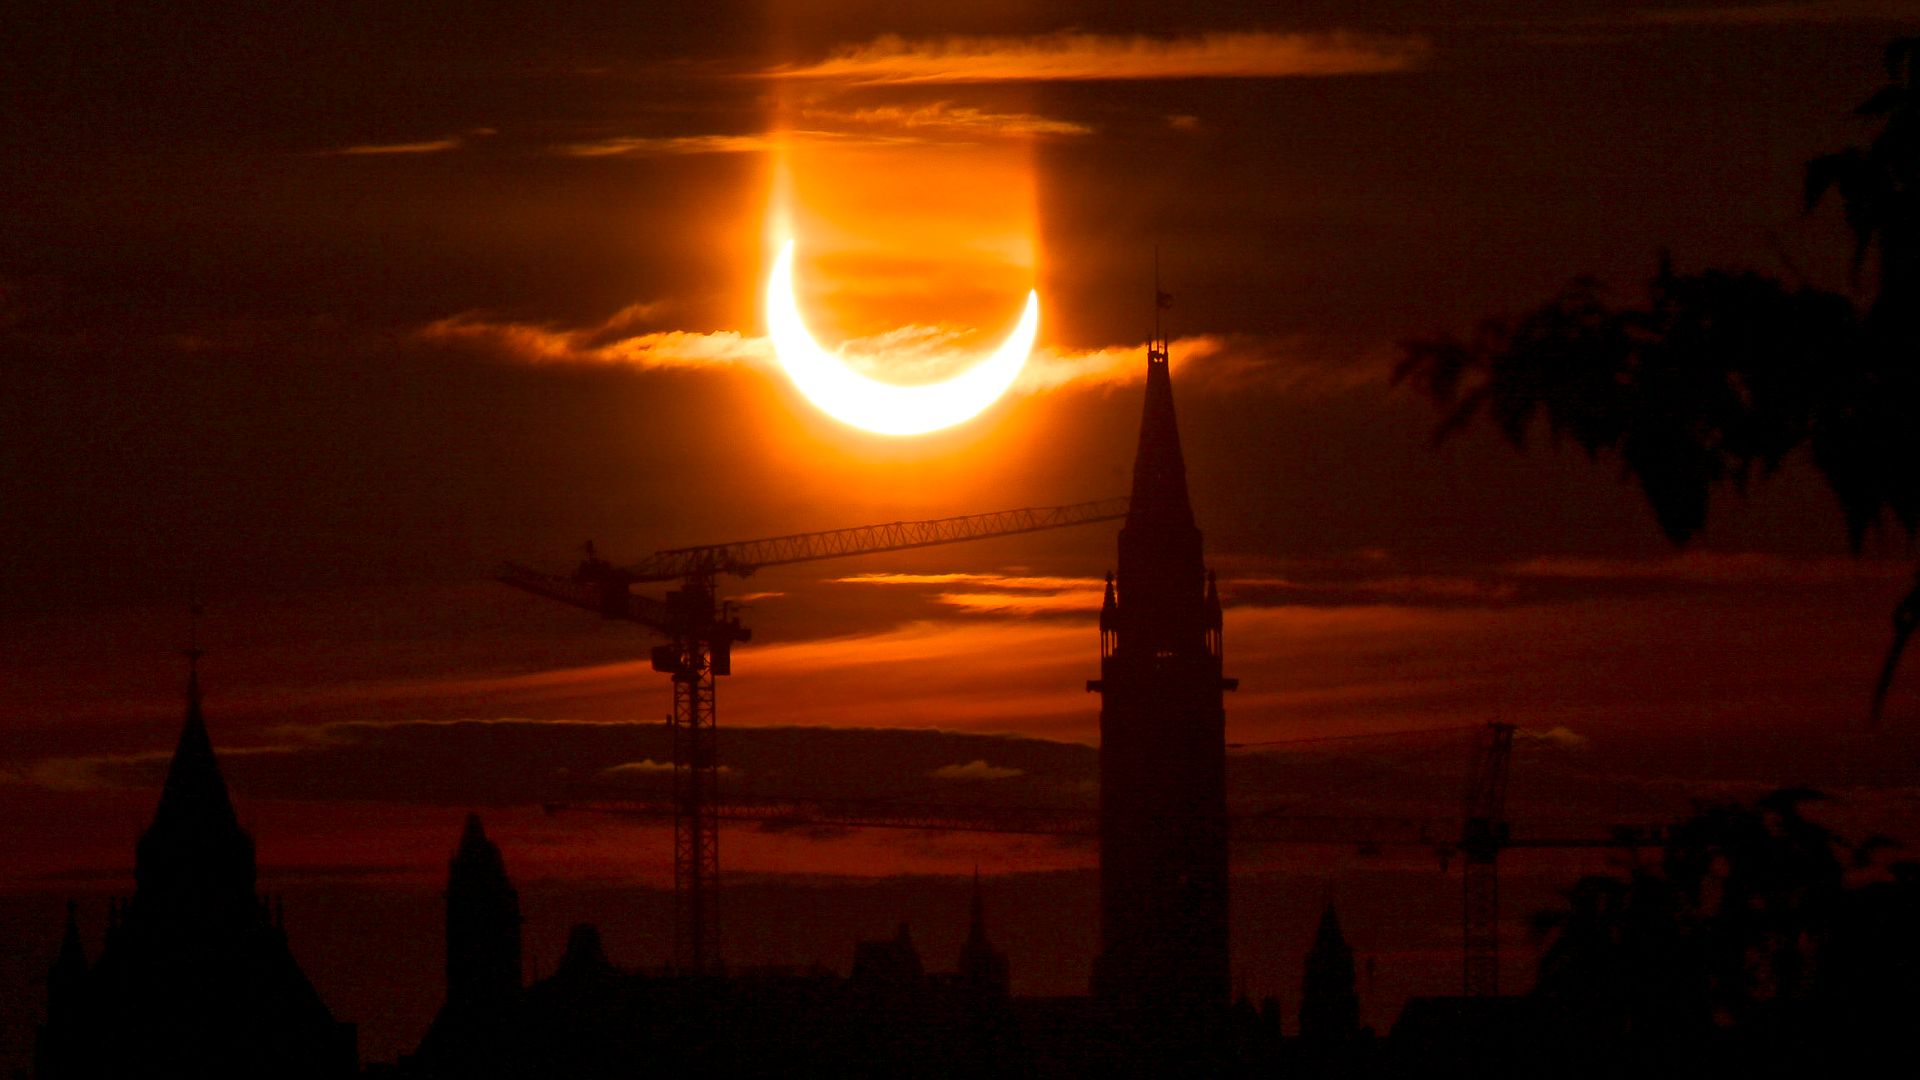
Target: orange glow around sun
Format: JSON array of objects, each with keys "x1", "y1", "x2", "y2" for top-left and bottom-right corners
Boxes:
[{"x1": 761, "y1": 85, "x2": 1043, "y2": 436}]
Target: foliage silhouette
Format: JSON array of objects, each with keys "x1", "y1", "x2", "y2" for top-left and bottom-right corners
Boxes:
[
  {"x1": 1530, "y1": 791, "x2": 1917, "y2": 1075},
  {"x1": 1395, "y1": 38, "x2": 1920, "y2": 720}
]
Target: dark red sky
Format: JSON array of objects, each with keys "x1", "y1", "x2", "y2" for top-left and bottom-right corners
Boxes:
[{"x1": 5, "y1": 0, "x2": 1920, "y2": 1066}]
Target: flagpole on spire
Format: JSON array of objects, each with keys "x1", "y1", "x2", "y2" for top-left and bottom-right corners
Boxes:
[
  {"x1": 1151, "y1": 248, "x2": 1172, "y2": 364},
  {"x1": 185, "y1": 587, "x2": 204, "y2": 677}
]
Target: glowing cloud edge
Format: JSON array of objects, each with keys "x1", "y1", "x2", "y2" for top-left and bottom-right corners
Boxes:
[{"x1": 765, "y1": 240, "x2": 1038, "y2": 436}]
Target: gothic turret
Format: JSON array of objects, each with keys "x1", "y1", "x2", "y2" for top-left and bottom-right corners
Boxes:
[
  {"x1": 37, "y1": 899, "x2": 89, "y2": 1077},
  {"x1": 1300, "y1": 901, "x2": 1361, "y2": 1042},
  {"x1": 445, "y1": 813, "x2": 523, "y2": 1013},
  {"x1": 132, "y1": 655, "x2": 257, "y2": 932},
  {"x1": 48, "y1": 900, "x2": 87, "y2": 1008},
  {"x1": 37, "y1": 656, "x2": 356, "y2": 1079},
  {"x1": 1091, "y1": 331, "x2": 1234, "y2": 1013},
  {"x1": 957, "y1": 870, "x2": 1009, "y2": 997}
]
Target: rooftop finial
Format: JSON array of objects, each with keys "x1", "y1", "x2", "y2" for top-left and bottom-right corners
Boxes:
[
  {"x1": 1152, "y1": 248, "x2": 1173, "y2": 364},
  {"x1": 184, "y1": 588, "x2": 205, "y2": 680}
]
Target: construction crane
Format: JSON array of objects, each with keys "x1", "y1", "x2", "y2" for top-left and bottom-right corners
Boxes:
[
  {"x1": 500, "y1": 497, "x2": 1129, "y2": 974},
  {"x1": 549, "y1": 722, "x2": 1667, "y2": 995}
]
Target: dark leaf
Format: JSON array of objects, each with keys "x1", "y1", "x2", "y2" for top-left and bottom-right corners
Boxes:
[{"x1": 1853, "y1": 85, "x2": 1909, "y2": 118}]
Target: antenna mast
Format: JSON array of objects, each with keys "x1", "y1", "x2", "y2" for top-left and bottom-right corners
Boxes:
[{"x1": 1151, "y1": 248, "x2": 1171, "y2": 363}]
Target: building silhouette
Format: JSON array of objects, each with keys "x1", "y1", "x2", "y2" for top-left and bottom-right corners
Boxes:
[
  {"x1": 35, "y1": 658, "x2": 356, "y2": 1079},
  {"x1": 1300, "y1": 901, "x2": 1362, "y2": 1042},
  {"x1": 956, "y1": 869, "x2": 1010, "y2": 999},
  {"x1": 412, "y1": 813, "x2": 523, "y2": 1075},
  {"x1": 401, "y1": 814, "x2": 1033, "y2": 1079},
  {"x1": 1090, "y1": 332, "x2": 1234, "y2": 1013}
]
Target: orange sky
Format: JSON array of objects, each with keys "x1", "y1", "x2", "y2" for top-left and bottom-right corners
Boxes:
[{"x1": 5, "y1": 0, "x2": 1920, "y2": 1067}]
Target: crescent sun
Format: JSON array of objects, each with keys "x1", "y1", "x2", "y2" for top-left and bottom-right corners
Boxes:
[{"x1": 765, "y1": 240, "x2": 1039, "y2": 436}]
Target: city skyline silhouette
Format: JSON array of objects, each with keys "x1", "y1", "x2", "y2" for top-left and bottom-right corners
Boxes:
[{"x1": 6, "y1": 4, "x2": 1920, "y2": 1076}]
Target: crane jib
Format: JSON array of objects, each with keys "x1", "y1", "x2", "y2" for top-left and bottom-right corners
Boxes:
[{"x1": 624, "y1": 497, "x2": 1131, "y2": 583}]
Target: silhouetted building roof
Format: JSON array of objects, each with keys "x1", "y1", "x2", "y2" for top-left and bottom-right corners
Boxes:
[
  {"x1": 1301, "y1": 901, "x2": 1362, "y2": 1042},
  {"x1": 36, "y1": 660, "x2": 355, "y2": 1080},
  {"x1": 957, "y1": 869, "x2": 1010, "y2": 997},
  {"x1": 852, "y1": 921, "x2": 925, "y2": 993},
  {"x1": 1093, "y1": 336, "x2": 1232, "y2": 1016},
  {"x1": 134, "y1": 660, "x2": 257, "y2": 931},
  {"x1": 1126, "y1": 351, "x2": 1196, "y2": 534},
  {"x1": 413, "y1": 813, "x2": 524, "y2": 1078}
]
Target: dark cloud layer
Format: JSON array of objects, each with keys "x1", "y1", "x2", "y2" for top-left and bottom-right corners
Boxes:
[{"x1": 5, "y1": 3, "x2": 1918, "y2": 1071}]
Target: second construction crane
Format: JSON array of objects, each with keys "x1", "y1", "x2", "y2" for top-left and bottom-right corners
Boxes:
[{"x1": 500, "y1": 498, "x2": 1129, "y2": 974}]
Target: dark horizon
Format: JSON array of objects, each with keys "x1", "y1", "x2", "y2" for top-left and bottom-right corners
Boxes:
[{"x1": 8, "y1": 1, "x2": 1920, "y2": 1075}]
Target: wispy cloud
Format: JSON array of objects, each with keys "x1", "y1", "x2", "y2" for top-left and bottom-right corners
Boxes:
[
  {"x1": 416, "y1": 305, "x2": 1375, "y2": 399},
  {"x1": 320, "y1": 137, "x2": 463, "y2": 156},
  {"x1": 930, "y1": 760, "x2": 1024, "y2": 780},
  {"x1": 1625, "y1": 1, "x2": 1920, "y2": 27},
  {"x1": 768, "y1": 30, "x2": 1428, "y2": 85},
  {"x1": 555, "y1": 133, "x2": 783, "y2": 157},
  {"x1": 803, "y1": 102, "x2": 1093, "y2": 140},
  {"x1": 934, "y1": 589, "x2": 1108, "y2": 616},
  {"x1": 600, "y1": 758, "x2": 734, "y2": 777},
  {"x1": 1505, "y1": 552, "x2": 1912, "y2": 586},
  {"x1": 1517, "y1": 725, "x2": 1590, "y2": 751},
  {"x1": 834, "y1": 572, "x2": 1094, "y2": 591},
  {"x1": 418, "y1": 310, "x2": 770, "y2": 370}
]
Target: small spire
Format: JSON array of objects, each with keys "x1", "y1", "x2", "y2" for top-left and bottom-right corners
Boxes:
[
  {"x1": 958, "y1": 869, "x2": 1009, "y2": 994},
  {"x1": 49, "y1": 898, "x2": 88, "y2": 1004},
  {"x1": 1313, "y1": 899, "x2": 1349, "y2": 953},
  {"x1": 135, "y1": 647, "x2": 254, "y2": 909},
  {"x1": 969, "y1": 866, "x2": 986, "y2": 940},
  {"x1": 57, "y1": 899, "x2": 85, "y2": 965},
  {"x1": 1125, "y1": 348, "x2": 1195, "y2": 532},
  {"x1": 183, "y1": 590, "x2": 205, "y2": 716},
  {"x1": 452, "y1": 811, "x2": 511, "y2": 881}
]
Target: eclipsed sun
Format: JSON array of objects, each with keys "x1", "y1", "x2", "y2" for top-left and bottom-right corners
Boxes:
[{"x1": 765, "y1": 240, "x2": 1038, "y2": 436}]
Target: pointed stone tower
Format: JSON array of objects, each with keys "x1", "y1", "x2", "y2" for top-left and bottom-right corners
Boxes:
[
  {"x1": 1300, "y1": 901, "x2": 1361, "y2": 1042},
  {"x1": 49, "y1": 900, "x2": 87, "y2": 1006},
  {"x1": 132, "y1": 658, "x2": 257, "y2": 933},
  {"x1": 1090, "y1": 330, "x2": 1234, "y2": 1012},
  {"x1": 36, "y1": 657, "x2": 356, "y2": 1079},
  {"x1": 444, "y1": 813, "x2": 523, "y2": 1014},
  {"x1": 35, "y1": 901, "x2": 89, "y2": 1077},
  {"x1": 413, "y1": 813, "x2": 525, "y2": 1076},
  {"x1": 957, "y1": 869, "x2": 1009, "y2": 997}
]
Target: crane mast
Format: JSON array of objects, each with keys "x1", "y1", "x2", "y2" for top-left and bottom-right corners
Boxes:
[
  {"x1": 550, "y1": 722, "x2": 1665, "y2": 991},
  {"x1": 552, "y1": 722, "x2": 1666, "y2": 991},
  {"x1": 500, "y1": 498, "x2": 1128, "y2": 974}
]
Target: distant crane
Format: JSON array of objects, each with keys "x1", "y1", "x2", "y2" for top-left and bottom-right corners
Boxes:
[
  {"x1": 550, "y1": 722, "x2": 1666, "y2": 994},
  {"x1": 500, "y1": 498, "x2": 1129, "y2": 973}
]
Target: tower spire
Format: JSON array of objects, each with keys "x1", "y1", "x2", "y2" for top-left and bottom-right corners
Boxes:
[
  {"x1": 133, "y1": 647, "x2": 256, "y2": 924},
  {"x1": 1092, "y1": 276, "x2": 1232, "y2": 1014},
  {"x1": 958, "y1": 866, "x2": 1009, "y2": 995}
]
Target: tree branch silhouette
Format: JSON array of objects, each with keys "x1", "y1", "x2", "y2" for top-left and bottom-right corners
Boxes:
[{"x1": 1396, "y1": 37, "x2": 1920, "y2": 723}]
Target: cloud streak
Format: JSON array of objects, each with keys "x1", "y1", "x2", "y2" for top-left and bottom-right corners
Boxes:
[
  {"x1": 555, "y1": 133, "x2": 784, "y2": 157},
  {"x1": 930, "y1": 760, "x2": 1024, "y2": 780},
  {"x1": 802, "y1": 102, "x2": 1093, "y2": 139},
  {"x1": 1625, "y1": 2, "x2": 1920, "y2": 27},
  {"x1": 320, "y1": 137, "x2": 463, "y2": 156},
  {"x1": 768, "y1": 30, "x2": 1428, "y2": 85},
  {"x1": 416, "y1": 302, "x2": 1356, "y2": 396}
]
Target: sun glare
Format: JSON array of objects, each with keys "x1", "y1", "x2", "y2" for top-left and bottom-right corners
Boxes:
[{"x1": 765, "y1": 239, "x2": 1038, "y2": 436}]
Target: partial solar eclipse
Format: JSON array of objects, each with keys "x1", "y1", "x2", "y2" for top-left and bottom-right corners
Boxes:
[{"x1": 765, "y1": 240, "x2": 1038, "y2": 436}]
